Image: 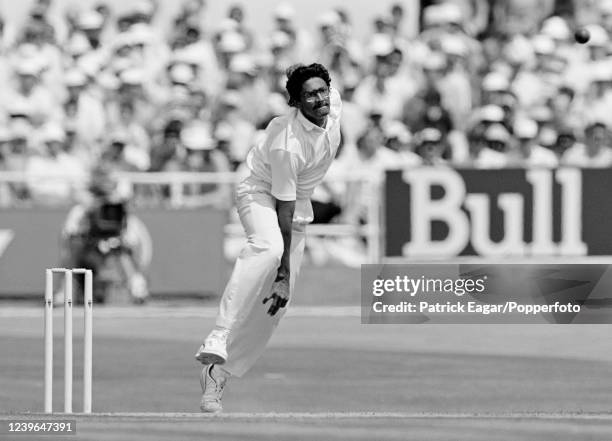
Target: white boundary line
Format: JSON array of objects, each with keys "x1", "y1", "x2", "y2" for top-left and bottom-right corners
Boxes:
[
  {"x1": 381, "y1": 257, "x2": 612, "y2": 264},
  {"x1": 0, "y1": 306, "x2": 362, "y2": 319},
  {"x1": 2, "y1": 412, "x2": 612, "y2": 421}
]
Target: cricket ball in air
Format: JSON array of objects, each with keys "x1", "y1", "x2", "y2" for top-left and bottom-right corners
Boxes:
[{"x1": 574, "y1": 28, "x2": 590, "y2": 44}]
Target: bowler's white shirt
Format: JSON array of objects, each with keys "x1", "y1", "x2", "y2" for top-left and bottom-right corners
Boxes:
[{"x1": 240, "y1": 88, "x2": 342, "y2": 223}]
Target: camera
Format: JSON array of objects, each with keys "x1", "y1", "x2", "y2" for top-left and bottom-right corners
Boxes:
[{"x1": 89, "y1": 201, "x2": 127, "y2": 238}]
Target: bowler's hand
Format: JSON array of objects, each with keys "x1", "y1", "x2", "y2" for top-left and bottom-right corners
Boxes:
[{"x1": 263, "y1": 277, "x2": 290, "y2": 316}]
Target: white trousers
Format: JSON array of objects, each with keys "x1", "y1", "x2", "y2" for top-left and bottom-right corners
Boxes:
[{"x1": 215, "y1": 191, "x2": 306, "y2": 377}]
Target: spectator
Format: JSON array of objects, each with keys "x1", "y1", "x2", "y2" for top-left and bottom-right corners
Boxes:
[
  {"x1": 337, "y1": 72, "x2": 366, "y2": 145},
  {"x1": 471, "y1": 123, "x2": 510, "y2": 168},
  {"x1": 150, "y1": 118, "x2": 183, "y2": 172},
  {"x1": 214, "y1": 25, "x2": 248, "y2": 74},
  {"x1": 549, "y1": 85, "x2": 584, "y2": 129},
  {"x1": 403, "y1": 86, "x2": 445, "y2": 132},
  {"x1": 212, "y1": 91, "x2": 256, "y2": 166},
  {"x1": 0, "y1": 126, "x2": 14, "y2": 205},
  {"x1": 562, "y1": 121, "x2": 612, "y2": 167},
  {"x1": 389, "y1": 3, "x2": 405, "y2": 38},
  {"x1": 226, "y1": 54, "x2": 270, "y2": 126},
  {"x1": 107, "y1": 68, "x2": 159, "y2": 132},
  {"x1": 5, "y1": 120, "x2": 31, "y2": 170},
  {"x1": 315, "y1": 10, "x2": 362, "y2": 91},
  {"x1": 173, "y1": 0, "x2": 207, "y2": 41},
  {"x1": 342, "y1": 127, "x2": 398, "y2": 261},
  {"x1": 170, "y1": 122, "x2": 232, "y2": 208},
  {"x1": 509, "y1": 118, "x2": 558, "y2": 167},
  {"x1": 492, "y1": 0, "x2": 555, "y2": 37},
  {"x1": 551, "y1": 122, "x2": 579, "y2": 160},
  {"x1": 113, "y1": 101, "x2": 151, "y2": 171},
  {"x1": 25, "y1": 123, "x2": 86, "y2": 205},
  {"x1": 272, "y1": 3, "x2": 315, "y2": 64},
  {"x1": 171, "y1": 22, "x2": 222, "y2": 97},
  {"x1": 228, "y1": 4, "x2": 255, "y2": 50},
  {"x1": 601, "y1": 2, "x2": 612, "y2": 36},
  {"x1": 311, "y1": 132, "x2": 349, "y2": 225},
  {"x1": 414, "y1": 127, "x2": 449, "y2": 166},
  {"x1": 383, "y1": 120, "x2": 422, "y2": 167},
  {"x1": 263, "y1": 30, "x2": 295, "y2": 94},
  {"x1": 99, "y1": 130, "x2": 142, "y2": 172},
  {"x1": 62, "y1": 67, "x2": 106, "y2": 156},
  {"x1": 438, "y1": 35, "x2": 472, "y2": 130},
  {"x1": 355, "y1": 34, "x2": 416, "y2": 120},
  {"x1": 3, "y1": 58, "x2": 60, "y2": 128}
]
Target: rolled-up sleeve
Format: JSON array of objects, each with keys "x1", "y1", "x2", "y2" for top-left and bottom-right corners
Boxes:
[{"x1": 270, "y1": 149, "x2": 299, "y2": 201}]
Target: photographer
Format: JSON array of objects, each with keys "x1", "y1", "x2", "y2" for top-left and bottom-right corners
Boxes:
[{"x1": 60, "y1": 165, "x2": 151, "y2": 304}]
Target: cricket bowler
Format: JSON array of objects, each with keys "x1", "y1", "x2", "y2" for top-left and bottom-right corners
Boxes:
[{"x1": 195, "y1": 63, "x2": 342, "y2": 412}]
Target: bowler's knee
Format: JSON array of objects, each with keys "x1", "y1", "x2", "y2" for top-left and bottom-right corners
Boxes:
[{"x1": 247, "y1": 236, "x2": 284, "y2": 267}]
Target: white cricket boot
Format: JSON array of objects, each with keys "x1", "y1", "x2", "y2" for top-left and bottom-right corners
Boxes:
[
  {"x1": 200, "y1": 364, "x2": 229, "y2": 413},
  {"x1": 195, "y1": 329, "x2": 229, "y2": 365}
]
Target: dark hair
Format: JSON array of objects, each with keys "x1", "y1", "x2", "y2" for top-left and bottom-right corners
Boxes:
[
  {"x1": 423, "y1": 87, "x2": 441, "y2": 104},
  {"x1": 558, "y1": 85, "x2": 575, "y2": 100},
  {"x1": 163, "y1": 119, "x2": 183, "y2": 138},
  {"x1": 285, "y1": 63, "x2": 331, "y2": 107},
  {"x1": 585, "y1": 121, "x2": 607, "y2": 132},
  {"x1": 391, "y1": 3, "x2": 404, "y2": 14}
]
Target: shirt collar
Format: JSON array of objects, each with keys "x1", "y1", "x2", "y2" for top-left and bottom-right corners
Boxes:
[{"x1": 296, "y1": 108, "x2": 327, "y2": 132}]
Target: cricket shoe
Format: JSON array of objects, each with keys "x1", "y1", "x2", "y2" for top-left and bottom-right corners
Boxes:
[
  {"x1": 195, "y1": 329, "x2": 229, "y2": 365},
  {"x1": 200, "y1": 364, "x2": 228, "y2": 413}
]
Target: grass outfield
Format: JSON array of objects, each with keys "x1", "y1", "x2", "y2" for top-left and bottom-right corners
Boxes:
[
  {"x1": 2, "y1": 413, "x2": 612, "y2": 441},
  {"x1": 1, "y1": 309, "x2": 612, "y2": 439},
  {"x1": 1, "y1": 265, "x2": 612, "y2": 440}
]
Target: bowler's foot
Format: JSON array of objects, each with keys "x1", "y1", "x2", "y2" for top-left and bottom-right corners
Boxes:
[
  {"x1": 200, "y1": 364, "x2": 228, "y2": 413},
  {"x1": 195, "y1": 329, "x2": 229, "y2": 365}
]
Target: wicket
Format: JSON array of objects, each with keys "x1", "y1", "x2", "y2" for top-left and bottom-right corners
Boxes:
[{"x1": 44, "y1": 268, "x2": 93, "y2": 414}]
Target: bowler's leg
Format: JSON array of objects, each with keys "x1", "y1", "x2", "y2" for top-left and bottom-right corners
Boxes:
[
  {"x1": 222, "y1": 223, "x2": 306, "y2": 377},
  {"x1": 196, "y1": 194, "x2": 283, "y2": 365}
]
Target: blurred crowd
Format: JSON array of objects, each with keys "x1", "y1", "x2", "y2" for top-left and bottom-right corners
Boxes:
[{"x1": 0, "y1": 0, "x2": 611, "y2": 211}]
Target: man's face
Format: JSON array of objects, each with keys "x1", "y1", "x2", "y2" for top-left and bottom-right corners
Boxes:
[
  {"x1": 276, "y1": 18, "x2": 293, "y2": 33},
  {"x1": 229, "y1": 7, "x2": 243, "y2": 23},
  {"x1": 586, "y1": 126, "x2": 607, "y2": 148},
  {"x1": 46, "y1": 140, "x2": 63, "y2": 156},
  {"x1": 95, "y1": 4, "x2": 110, "y2": 20},
  {"x1": 419, "y1": 141, "x2": 444, "y2": 162},
  {"x1": 298, "y1": 77, "x2": 330, "y2": 122},
  {"x1": 164, "y1": 132, "x2": 181, "y2": 152},
  {"x1": 551, "y1": 92, "x2": 571, "y2": 112},
  {"x1": 391, "y1": 6, "x2": 403, "y2": 22},
  {"x1": 556, "y1": 134, "x2": 575, "y2": 153},
  {"x1": 120, "y1": 103, "x2": 134, "y2": 120},
  {"x1": 106, "y1": 142, "x2": 125, "y2": 160},
  {"x1": 19, "y1": 73, "x2": 37, "y2": 92},
  {"x1": 357, "y1": 129, "x2": 383, "y2": 158},
  {"x1": 186, "y1": 150, "x2": 205, "y2": 169},
  {"x1": 67, "y1": 84, "x2": 83, "y2": 98},
  {"x1": 11, "y1": 138, "x2": 28, "y2": 154},
  {"x1": 84, "y1": 28, "x2": 102, "y2": 42},
  {"x1": 374, "y1": 56, "x2": 392, "y2": 77},
  {"x1": 487, "y1": 140, "x2": 506, "y2": 152}
]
